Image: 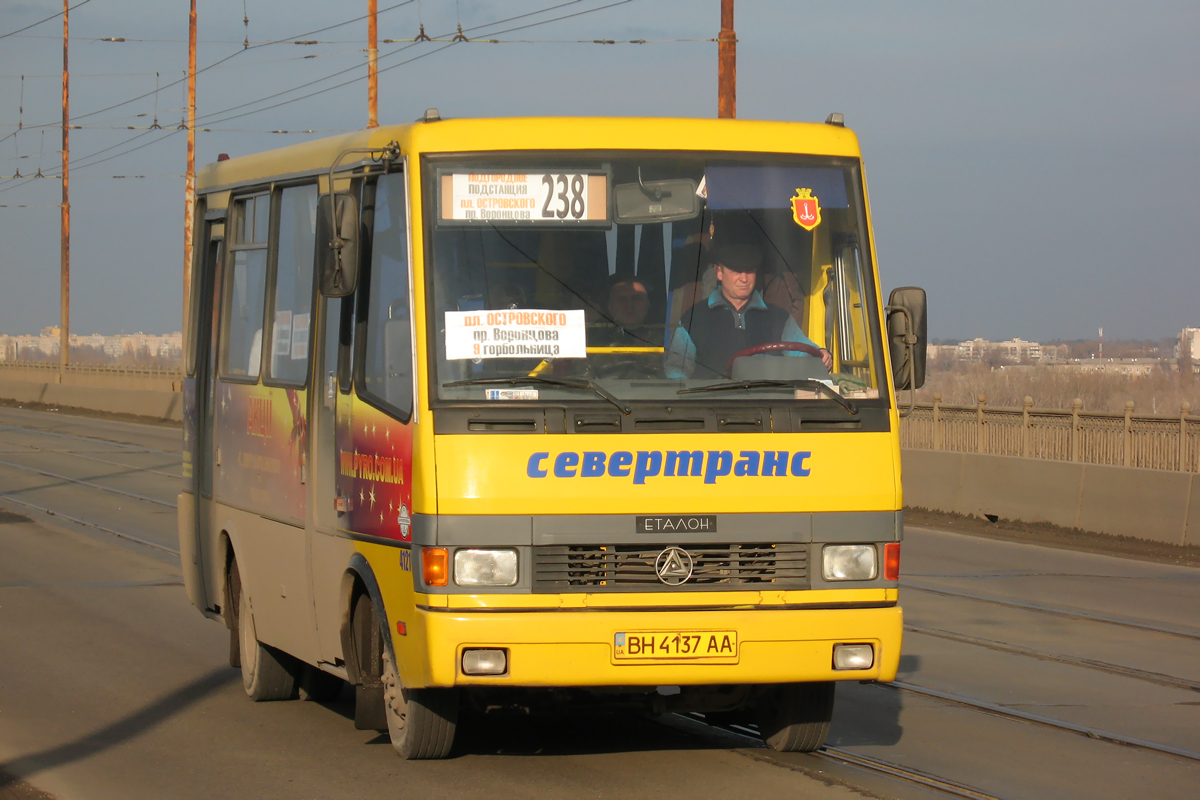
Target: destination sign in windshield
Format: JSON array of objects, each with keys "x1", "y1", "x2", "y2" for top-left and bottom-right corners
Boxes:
[{"x1": 439, "y1": 172, "x2": 608, "y2": 223}]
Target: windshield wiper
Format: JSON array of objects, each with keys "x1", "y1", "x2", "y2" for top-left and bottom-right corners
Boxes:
[
  {"x1": 677, "y1": 379, "x2": 858, "y2": 415},
  {"x1": 443, "y1": 376, "x2": 630, "y2": 415}
]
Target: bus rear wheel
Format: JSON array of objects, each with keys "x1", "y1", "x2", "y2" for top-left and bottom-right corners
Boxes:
[
  {"x1": 756, "y1": 682, "x2": 836, "y2": 752},
  {"x1": 235, "y1": 564, "x2": 298, "y2": 701},
  {"x1": 381, "y1": 644, "x2": 458, "y2": 759}
]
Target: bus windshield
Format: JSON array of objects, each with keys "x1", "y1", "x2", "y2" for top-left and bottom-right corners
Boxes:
[{"x1": 422, "y1": 153, "x2": 885, "y2": 407}]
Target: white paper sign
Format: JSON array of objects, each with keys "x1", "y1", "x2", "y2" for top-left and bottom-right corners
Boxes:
[
  {"x1": 441, "y1": 173, "x2": 607, "y2": 223},
  {"x1": 445, "y1": 309, "x2": 586, "y2": 360}
]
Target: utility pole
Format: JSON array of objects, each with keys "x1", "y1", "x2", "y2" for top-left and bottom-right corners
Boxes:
[
  {"x1": 183, "y1": 0, "x2": 197, "y2": 334},
  {"x1": 717, "y1": 0, "x2": 736, "y2": 119},
  {"x1": 60, "y1": 0, "x2": 70, "y2": 375},
  {"x1": 367, "y1": 0, "x2": 378, "y2": 127}
]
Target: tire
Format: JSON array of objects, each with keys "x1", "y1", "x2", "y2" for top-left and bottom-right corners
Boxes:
[
  {"x1": 756, "y1": 682, "x2": 836, "y2": 752},
  {"x1": 235, "y1": 563, "x2": 298, "y2": 702},
  {"x1": 380, "y1": 626, "x2": 458, "y2": 759},
  {"x1": 298, "y1": 664, "x2": 344, "y2": 702}
]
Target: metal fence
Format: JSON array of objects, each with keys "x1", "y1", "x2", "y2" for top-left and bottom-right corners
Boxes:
[
  {"x1": 901, "y1": 394, "x2": 1200, "y2": 472},
  {"x1": 0, "y1": 360, "x2": 182, "y2": 378}
]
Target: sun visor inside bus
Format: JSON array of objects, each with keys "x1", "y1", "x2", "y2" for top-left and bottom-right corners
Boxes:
[{"x1": 704, "y1": 166, "x2": 848, "y2": 210}]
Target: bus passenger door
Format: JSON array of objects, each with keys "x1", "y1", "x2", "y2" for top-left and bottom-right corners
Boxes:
[
  {"x1": 184, "y1": 215, "x2": 222, "y2": 610},
  {"x1": 309, "y1": 171, "x2": 416, "y2": 667},
  {"x1": 309, "y1": 291, "x2": 354, "y2": 664}
]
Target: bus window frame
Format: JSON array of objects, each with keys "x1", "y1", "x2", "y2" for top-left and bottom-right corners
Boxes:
[
  {"x1": 353, "y1": 166, "x2": 416, "y2": 425},
  {"x1": 330, "y1": 176, "x2": 365, "y2": 397},
  {"x1": 219, "y1": 188, "x2": 274, "y2": 385},
  {"x1": 418, "y1": 150, "x2": 892, "y2": 414},
  {"x1": 843, "y1": 161, "x2": 886, "y2": 394},
  {"x1": 261, "y1": 179, "x2": 320, "y2": 391},
  {"x1": 184, "y1": 195, "x2": 208, "y2": 378}
]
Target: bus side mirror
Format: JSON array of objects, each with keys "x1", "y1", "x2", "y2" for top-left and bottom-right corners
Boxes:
[
  {"x1": 317, "y1": 193, "x2": 360, "y2": 297},
  {"x1": 887, "y1": 286, "x2": 927, "y2": 392}
]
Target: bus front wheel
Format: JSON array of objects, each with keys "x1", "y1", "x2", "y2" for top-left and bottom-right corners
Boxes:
[
  {"x1": 756, "y1": 682, "x2": 836, "y2": 752},
  {"x1": 381, "y1": 644, "x2": 458, "y2": 759},
  {"x1": 234, "y1": 563, "x2": 298, "y2": 701}
]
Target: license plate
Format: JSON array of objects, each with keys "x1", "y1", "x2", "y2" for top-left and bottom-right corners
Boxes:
[{"x1": 613, "y1": 630, "x2": 737, "y2": 660}]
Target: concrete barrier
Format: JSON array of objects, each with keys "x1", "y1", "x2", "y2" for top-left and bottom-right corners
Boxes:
[
  {"x1": 1187, "y1": 480, "x2": 1200, "y2": 547},
  {"x1": 958, "y1": 454, "x2": 1085, "y2": 530},
  {"x1": 1077, "y1": 465, "x2": 1193, "y2": 544},
  {"x1": 0, "y1": 379, "x2": 182, "y2": 422},
  {"x1": 902, "y1": 448, "x2": 1199, "y2": 547}
]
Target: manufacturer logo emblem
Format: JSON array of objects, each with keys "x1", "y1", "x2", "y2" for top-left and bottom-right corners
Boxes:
[
  {"x1": 397, "y1": 503, "x2": 411, "y2": 541},
  {"x1": 655, "y1": 546, "x2": 694, "y2": 586}
]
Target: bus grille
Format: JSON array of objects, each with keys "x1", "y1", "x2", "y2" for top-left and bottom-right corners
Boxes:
[{"x1": 532, "y1": 543, "x2": 808, "y2": 592}]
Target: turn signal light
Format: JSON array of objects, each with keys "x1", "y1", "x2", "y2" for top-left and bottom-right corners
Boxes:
[
  {"x1": 423, "y1": 547, "x2": 449, "y2": 587},
  {"x1": 884, "y1": 542, "x2": 900, "y2": 581}
]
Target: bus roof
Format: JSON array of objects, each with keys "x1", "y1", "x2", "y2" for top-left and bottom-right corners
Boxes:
[{"x1": 197, "y1": 116, "x2": 862, "y2": 192}]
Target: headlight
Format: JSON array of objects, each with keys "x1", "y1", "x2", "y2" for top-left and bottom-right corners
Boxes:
[
  {"x1": 822, "y1": 544, "x2": 877, "y2": 581},
  {"x1": 453, "y1": 549, "x2": 519, "y2": 587}
]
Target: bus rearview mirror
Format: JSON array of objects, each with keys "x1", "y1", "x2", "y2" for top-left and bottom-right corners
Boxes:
[
  {"x1": 886, "y1": 286, "x2": 927, "y2": 392},
  {"x1": 614, "y1": 178, "x2": 699, "y2": 223},
  {"x1": 317, "y1": 193, "x2": 359, "y2": 297}
]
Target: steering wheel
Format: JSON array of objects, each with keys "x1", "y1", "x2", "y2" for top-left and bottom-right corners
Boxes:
[
  {"x1": 726, "y1": 341, "x2": 825, "y2": 374},
  {"x1": 589, "y1": 356, "x2": 647, "y2": 379}
]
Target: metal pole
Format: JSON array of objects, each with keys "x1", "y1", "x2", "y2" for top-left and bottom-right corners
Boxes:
[
  {"x1": 1022, "y1": 396, "x2": 1032, "y2": 458},
  {"x1": 1123, "y1": 401, "x2": 1133, "y2": 467},
  {"x1": 367, "y1": 0, "x2": 378, "y2": 127},
  {"x1": 1180, "y1": 402, "x2": 1190, "y2": 472},
  {"x1": 183, "y1": 0, "x2": 197, "y2": 336},
  {"x1": 717, "y1": 0, "x2": 735, "y2": 119},
  {"x1": 976, "y1": 394, "x2": 986, "y2": 454},
  {"x1": 60, "y1": 0, "x2": 70, "y2": 376}
]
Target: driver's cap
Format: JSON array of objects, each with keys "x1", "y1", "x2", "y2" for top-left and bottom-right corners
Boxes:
[{"x1": 711, "y1": 243, "x2": 762, "y2": 273}]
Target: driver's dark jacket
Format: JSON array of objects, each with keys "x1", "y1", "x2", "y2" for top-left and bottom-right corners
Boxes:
[{"x1": 665, "y1": 289, "x2": 818, "y2": 379}]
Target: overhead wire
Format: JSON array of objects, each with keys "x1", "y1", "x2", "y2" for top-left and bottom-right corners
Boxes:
[
  {"x1": 38, "y1": 1, "x2": 416, "y2": 127},
  {"x1": 0, "y1": 2, "x2": 419, "y2": 188},
  {"x1": 0, "y1": 0, "x2": 425, "y2": 188},
  {"x1": 0, "y1": 0, "x2": 92, "y2": 41},
  {"x1": 187, "y1": 0, "x2": 593, "y2": 124},
  {"x1": 1, "y1": 0, "x2": 638, "y2": 193},
  {"x1": 195, "y1": 0, "x2": 632, "y2": 127}
]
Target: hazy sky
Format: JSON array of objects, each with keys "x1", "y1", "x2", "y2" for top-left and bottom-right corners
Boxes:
[{"x1": 1, "y1": 0, "x2": 1197, "y2": 340}]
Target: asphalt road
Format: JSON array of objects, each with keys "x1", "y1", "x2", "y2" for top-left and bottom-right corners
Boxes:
[{"x1": 1, "y1": 406, "x2": 1198, "y2": 799}]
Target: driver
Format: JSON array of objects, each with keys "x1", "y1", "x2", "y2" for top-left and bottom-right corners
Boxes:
[{"x1": 665, "y1": 242, "x2": 832, "y2": 379}]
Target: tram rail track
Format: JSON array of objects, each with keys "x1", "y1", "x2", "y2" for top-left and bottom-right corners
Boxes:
[
  {"x1": 0, "y1": 492, "x2": 180, "y2": 555},
  {"x1": 905, "y1": 623, "x2": 1200, "y2": 692},
  {"x1": 903, "y1": 581, "x2": 1200, "y2": 641},
  {"x1": 887, "y1": 680, "x2": 1200, "y2": 763},
  {"x1": 681, "y1": 712, "x2": 1012, "y2": 800},
  {"x1": 0, "y1": 422, "x2": 178, "y2": 456},
  {"x1": 0, "y1": 456, "x2": 178, "y2": 509},
  {"x1": 0, "y1": 439, "x2": 183, "y2": 479}
]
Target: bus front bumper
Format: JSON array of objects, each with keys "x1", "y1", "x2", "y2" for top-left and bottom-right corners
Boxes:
[{"x1": 400, "y1": 603, "x2": 902, "y2": 689}]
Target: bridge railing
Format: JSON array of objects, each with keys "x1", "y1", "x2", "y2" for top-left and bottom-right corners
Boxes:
[
  {"x1": 901, "y1": 394, "x2": 1199, "y2": 472},
  {"x1": 0, "y1": 360, "x2": 182, "y2": 391}
]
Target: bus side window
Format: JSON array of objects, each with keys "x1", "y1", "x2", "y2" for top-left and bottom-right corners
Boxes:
[
  {"x1": 220, "y1": 193, "x2": 270, "y2": 380},
  {"x1": 357, "y1": 172, "x2": 413, "y2": 421},
  {"x1": 266, "y1": 184, "x2": 318, "y2": 386}
]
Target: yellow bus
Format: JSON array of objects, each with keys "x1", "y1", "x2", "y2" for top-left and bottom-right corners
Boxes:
[{"x1": 179, "y1": 112, "x2": 927, "y2": 759}]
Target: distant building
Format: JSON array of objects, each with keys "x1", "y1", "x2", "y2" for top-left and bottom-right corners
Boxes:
[
  {"x1": 0, "y1": 330, "x2": 182, "y2": 363},
  {"x1": 1058, "y1": 358, "x2": 1160, "y2": 377},
  {"x1": 1177, "y1": 328, "x2": 1200, "y2": 362},
  {"x1": 954, "y1": 337, "x2": 1054, "y2": 363}
]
